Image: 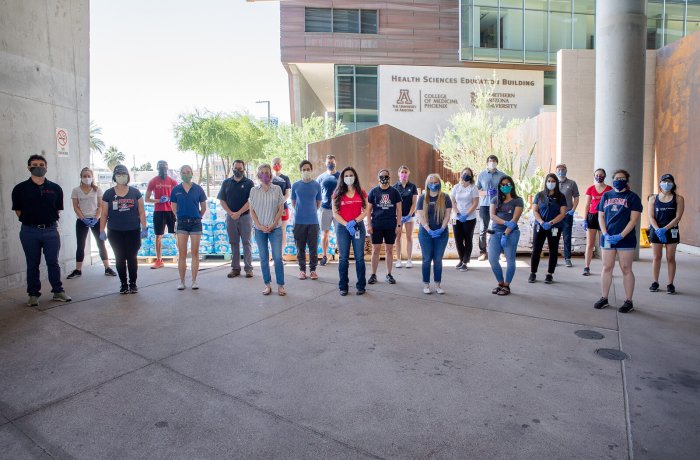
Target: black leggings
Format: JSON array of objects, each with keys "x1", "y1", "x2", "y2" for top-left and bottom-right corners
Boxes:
[
  {"x1": 453, "y1": 218, "x2": 477, "y2": 264},
  {"x1": 107, "y1": 229, "x2": 141, "y2": 284},
  {"x1": 531, "y1": 227, "x2": 562, "y2": 274},
  {"x1": 75, "y1": 219, "x2": 108, "y2": 262}
]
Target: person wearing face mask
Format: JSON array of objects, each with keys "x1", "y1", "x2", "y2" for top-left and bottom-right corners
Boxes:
[
  {"x1": 528, "y1": 174, "x2": 567, "y2": 284},
  {"x1": 594, "y1": 170, "x2": 643, "y2": 313},
  {"x1": 291, "y1": 160, "x2": 322, "y2": 280},
  {"x1": 450, "y1": 167, "x2": 480, "y2": 272},
  {"x1": 332, "y1": 167, "x2": 369, "y2": 296},
  {"x1": 476, "y1": 155, "x2": 506, "y2": 262},
  {"x1": 316, "y1": 154, "x2": 340, "y2": 266},
  {"x1": 218, "y1": 160, "x2": 255, "y2": 278},
  {"x1": 648, "y1": 173, "x2": 684, "y2": 295},
  {"x1": 271, "y1": 157, "x2": 292, "y2": 257},
  {"x1": 67, "y1": 167, "x2": 115, "y2": 280},
  {"x1": 170, "y1": 165, "x2": 207, "y2": 290},
  {"x1": 488, "y1": 176, "x2": 523, "y2": 296},
  {"x1": 554, "y1": 164, "x2": 580, "y2": 268},
  {"x1": 12, "y1": 154, "x2": 72, "y2": 306},
  {"x1": 249, "y1": 164, "x2": 287, "y2": 296},
  {"x1": 145, "y1": 160, "x2": 178, "y2": 269},
  {"x1": 417, "y1": 174, "x2": 452, "y2": 294},
  {"x1": 582, "y1": 169, "x2": 612, "y2": 276},
  {"x1": 100, "y1": 165, "x2": 148, "y2": 294},
  {"x1": 394, "y1": 165, "x2": 418, "y2": 268},
  {"x1": 367, "y1": 169, "x2": 402, "y2": 285}
]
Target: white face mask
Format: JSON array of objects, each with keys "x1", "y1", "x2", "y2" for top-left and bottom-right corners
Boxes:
[
  {"x1": 344, "y1": 176, "x2": 355, "y2": 186},
  {"x1": 546, "y1": 182, "x2": 556, "y2": 190},
  {"x1": 301, "y1": 170, "x2": 312, "y2": 181},
  {"x1": 81, "y1": 177, "x2": 93, "y2": 186},
  {"x1": 488, "y1": 162, "x2": 497, "y2": 171},
  {"x1": 115, "y1": 175, "x2": 128, "y2": 185}
]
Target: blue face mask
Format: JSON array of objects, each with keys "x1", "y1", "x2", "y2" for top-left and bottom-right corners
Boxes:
[
  {"x1": 660, "y1": 181, "x2": 673, "y2": 192},
  {"x1": 462, "y1": 174, "x2": 472, "y2": 183},
  {"x1": 427, "y1": 183, "x2": 440, "y2": 192},
  {"x1": 500, "y1": 184, "x2": 513, "y2": 194},
  {"x1": 613, "y1": 179, "x2": 628, "y2": 191},
  {"x1": 326, "y1": 162, "x2": 335, "y2": 170},
  {"x1": 546, "y1": 182, "x2": 556, "y2": 191}
]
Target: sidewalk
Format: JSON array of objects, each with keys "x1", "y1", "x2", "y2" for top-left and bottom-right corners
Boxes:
[{"x1": 1, "y1": 249, "x2": 698, "y2": 459}]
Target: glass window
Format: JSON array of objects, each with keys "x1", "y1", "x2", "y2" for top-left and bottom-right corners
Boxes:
[
  {"x1": 647, "y1": 2, "x2": 663, "y2": 49},
  {"x1": 524, "y1": 0, "x2": 548, "y2": 9},
  {"x1": 336, "y1": 76, "x2": 355, "y2": 124},
  {"x1": 544, "y1": 71, "x2": 557, "y2": 105},
  {"x1": 475, "y1": 0, "x2": 498, "y2": 5},
  {"x1": 305, "y1": 8, "x2": 332, "y2": 33},
  {"x1": 687, "y1": 4, "x2": 700, "y2": 37},
  {"x1": 501, "y1": 0, "x2": 523, "y2": 7},
  {"x1": 573, "y1": 14, "x2": 595, "y2": 49},
  {"x1": 573, "y1": 0, "x2": 595, "y2": 15},
  {"x1": 336, "y1": 65, "x2": 354, "y2": 75},
  {"x1": 550, "y1": 0, "x2": 572, "y2": 13},
  {"x1": 333, "y1": 9, "x2": 360, "y2": 33},
  {"x1": 478, "y1": 6, "x2": 499, "y2": 48},
  {"x1": 665, "y1": 20, "x2": 685, "y2": 45},
  {"x1": 355, "y1": 77, "x2": 378, "y2": 122},
  {"x1": 355, "y1": 66, "x2": 378, "y2": 75},
  {"x1": 360, "y1": 10, "x2": 378, "y2": 34},
  {"x1": 500, "y1": 8, "x2": 524, "y2": 55},
  {"x1": 550, "y1": 12, "x2": 573, "y2": 52},
  {"x1": 335, "y1": 66, "x2": 378, "y2": 132},
  {"x1": 524, "y1": 9, "x2": 547, "y2": 52}
]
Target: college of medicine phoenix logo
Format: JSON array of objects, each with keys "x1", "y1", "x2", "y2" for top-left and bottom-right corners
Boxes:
[{"x1": 393, "y1": 89, "x2": 416, "y2": 112}]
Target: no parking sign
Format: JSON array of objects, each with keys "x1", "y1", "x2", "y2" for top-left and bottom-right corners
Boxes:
[{"x1": 56, "y1": 128, "x2": 69, "y2": 157}]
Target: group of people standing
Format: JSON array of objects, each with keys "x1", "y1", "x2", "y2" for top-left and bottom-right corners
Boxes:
[{"x1": 11, "y1": 153, "x2": 684, "y2": 314}]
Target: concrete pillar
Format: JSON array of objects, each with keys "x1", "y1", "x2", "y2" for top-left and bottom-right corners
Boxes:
[{"x1": 594, "y1": 1, "x2": 647, "y2": 193}]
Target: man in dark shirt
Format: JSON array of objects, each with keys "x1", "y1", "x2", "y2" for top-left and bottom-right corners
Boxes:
[
  {"x1": 11, "y1": 155, "x2": 72, "y2": 306},
  {"x1": 217, "y1": 159, "x2": 255, "y2": 278},
  {"x1": 271, "y1": 157, "x2": 292, "y2": 256}
]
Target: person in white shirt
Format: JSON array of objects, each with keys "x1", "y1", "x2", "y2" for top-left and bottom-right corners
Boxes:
[{"x1": 450, "y1": 167, "x2": 480, "y2": 272}]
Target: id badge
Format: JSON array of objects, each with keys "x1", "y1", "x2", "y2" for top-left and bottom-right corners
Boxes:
[
  {"x1": 112, "y1": 200, "x2": 118, "y2": 211},
  {"x1": 671, "y1": 228, "x2": 678, "y2": 239},
  {"x1": 552, "y1": 228, "x2": 558, "y2": 237}
]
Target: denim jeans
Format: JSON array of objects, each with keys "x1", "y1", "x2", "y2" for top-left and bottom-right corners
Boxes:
[
  {"x1": 418, "y1": 228, "x2": 449, "y2": 284},
  {"x1": 561, "y1": 214, "x2": 573, "y2": 260},
  {"x1": 19, "y1": 225, "x2": 63, "y2": 297},
  {"x1": 478, "y1": 206, "x2": 490, "y2": 254},
  {"x1": 336, "y1": 222, "x2": 366, "y2": 291},
  {"x1": 255, "y1": 227, "x2": 284, "y2": 286},
  {"x1": 488, "y1": 229, "x2": 520, "y2": 284}
]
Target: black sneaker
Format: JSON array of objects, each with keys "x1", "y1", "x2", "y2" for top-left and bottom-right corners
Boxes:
[
  {"x1": 104, "y1": 267, "x2": 117, "y2": 277},
  {"x1": 386, "y1": 274, "x2": 396, "y2": 284},
  {"x1": 128, "y1": 283, "x2": 138, "y2": 294},
  {"x1": 356, "y1": 289, "x2": 366, "y2": 295},
  {"x1": 339, "y1": 290, "x2": 348, "y2": 296},
  {"x1": 594, "y1": 297, "x2": 609, "y2": 309},
  {"x1": 619, "y1": 300, "x2": 634, "y2": 313},
  {"x1": 67, "y1": 269, "x2": 82, "y2": 279},
  {"x1": 320, "y1": 256, "x2": 328, "y2": 266},
  {"x1": 119, "y1": 284, "x2": 129, "y2": 295},
  {"x1": 544, "y1": 274, "x2": 553, "y2": 284},
  {"x1": 649, "y1": 282, "x2": 660, "y2": 292},
  {"x1": 455, "y1": 262, "x2": 464, "y2": 270},
  {"x1": 459, "y1": 264, "x2": 468, "y2": 272},
  {"x1": 528, "y1": 273, "x2": 536, "y2": 283},
  {"x1": 582, "y1": 267, "x2": 590, "y2": 276},
  {"x1": 368, "y1": 274, "x2": 377, "y2": 284},
  {"x1": 667, "y1": 284, "x2": 676, "y2": 295}
]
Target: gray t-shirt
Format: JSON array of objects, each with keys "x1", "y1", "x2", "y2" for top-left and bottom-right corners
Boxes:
[
  {"x1": 71, "y1": 186, "x2": 102, "y2": 218},
  {"x1": 558, "y1": 178, "x2": 580, "y2": 210},
  {"x1": 249, "y1": 184, "x2": 286, "y2": 229},
  {"x1": 476, "y1": 169, "x2": 507, "y2": 207},
  {"x1": 490, "y1": 196, "x2": 524, "y2": 233}
]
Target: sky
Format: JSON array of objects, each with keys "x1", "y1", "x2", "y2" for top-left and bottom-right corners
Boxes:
[{"x1": 90, "y1": 0, "x2": 289, "y2": 170}]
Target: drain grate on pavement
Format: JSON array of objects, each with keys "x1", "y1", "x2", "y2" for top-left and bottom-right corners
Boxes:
[
  {"x1": 575, "y1": 330, "x2": 605, "y2": 340},
  {"x1": 595, "y1": 348, "x2": 629, "y2": 361}
]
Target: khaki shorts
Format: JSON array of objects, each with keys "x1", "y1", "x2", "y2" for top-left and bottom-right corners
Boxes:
[{"x1": 318, "y1": 208, "x2": 335, "y2": 232}]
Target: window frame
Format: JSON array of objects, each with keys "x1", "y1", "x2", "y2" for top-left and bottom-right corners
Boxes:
[{"x1": 304, "y1": 7, "x2": 379, "y2": 34}]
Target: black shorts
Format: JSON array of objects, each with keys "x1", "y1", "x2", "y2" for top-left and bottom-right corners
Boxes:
[
  {"x1": 648, "y1": 227, "x2": 680, "y2": 244},
  {"x1": 371, "y1": 227, "x2": 397, "y2": 245},
  {"x1": 153, "y1": 211, "x2": 176, "y2": 236},
  {"x1": 586, "y1": 212, "x2": 601, "y2": 231}
]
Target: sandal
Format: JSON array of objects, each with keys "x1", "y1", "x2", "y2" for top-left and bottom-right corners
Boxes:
[
  {"x1": 278, "y1": 286, "x2": 286, "y2": 296},
  {"x1": 298, "y1": 271, "x2": 307, "y2": 280},
  {"x1": 496, "y1": 285, "x2": 511, "y2": 296},
  {"x1": 262, "y1": 285, "x2": 272, "y2": 296},
  {"x1": 492, "y1": 283, "x2": 504, "y2": 294}
]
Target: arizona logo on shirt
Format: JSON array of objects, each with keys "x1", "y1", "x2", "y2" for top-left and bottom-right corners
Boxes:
[
  {"x1": 604, "y1": 197, "x2": 628, "y2": 209},
  {"x1": 379, "y1": 193, "x2": 392, "y2": 207}
]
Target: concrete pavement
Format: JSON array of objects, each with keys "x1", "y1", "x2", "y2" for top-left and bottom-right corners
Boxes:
[{"x1": 1, "y1": 249, "x2": 698, "y2": 459}]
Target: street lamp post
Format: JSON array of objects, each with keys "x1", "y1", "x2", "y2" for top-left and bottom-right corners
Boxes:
[{"x1": 256, "y1": 100, "x2": 271, "y2": 125}]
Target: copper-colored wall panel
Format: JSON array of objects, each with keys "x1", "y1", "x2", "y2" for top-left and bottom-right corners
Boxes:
[{"x1": 655, "y1": 31, "x2": 700, "y2": 247}]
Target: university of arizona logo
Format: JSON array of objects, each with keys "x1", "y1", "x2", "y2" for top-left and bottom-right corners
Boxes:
[
  {"x1": 379, "y1": 193, "x2": 392, "y2": 207},
  {"x1": 396, "y1": 89, "x2": 412, "y2": 105}
]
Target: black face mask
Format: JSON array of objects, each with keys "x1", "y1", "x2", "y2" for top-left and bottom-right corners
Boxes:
[
  {"x1": 462, "y1": 174, "x2": 472, "y2": 182},
  {"x1": 158, "y1": 167, "x2": 167, "y2": 179},
  {"x1": 379, "y1": 176, "x2": 390, "y2": 185},
  {"x1": 233, "y1": 169, "x2": 244, "y2": 178},
  {"x1": 30, "y1": 166, "x2": 47, "y2": 177}
]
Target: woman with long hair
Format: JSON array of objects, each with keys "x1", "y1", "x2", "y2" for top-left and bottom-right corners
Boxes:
[
  {"x1": 488, "y1": 175, "x2": 523, "y2": 296},
  {"x1": 332, "y1": 166, "x2": 369, "y2": 296},
  {"x1": 417, "y1": 174, "x2": 452, "y2": 294},
  {"x1": 67, "y1": 167, "x2": 115, "y2": 279},
  {"x1": 394, "y1": 165, "x2": 418, "y2": 268},
  {"x1": 450, "y1": 167, "x2": 480, "y2": 272},
  {"x1": 528, "y1": 173, "x2": 567, "y2": 284},
  {"x1": 581, "y1": 168, "x2": 612, "y2": 276},
  {"x1": 648, "y1": 173, "x2": 684, "y2": 295},
  {"x1": 171, "y1": 165, "x2": 207, "y2": 290}
]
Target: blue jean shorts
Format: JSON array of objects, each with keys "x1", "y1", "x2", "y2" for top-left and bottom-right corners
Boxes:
[{"x1": 176, "y1": 218, "x2": 203, "y2": 235}]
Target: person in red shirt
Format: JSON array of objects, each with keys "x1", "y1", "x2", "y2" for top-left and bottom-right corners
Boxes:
[
  {"x1": 581, "y1": 168, "x2": 613, "y2": 276},
  {"x1": 145, "y1": 160, "x2": 178, "y2": 268}
]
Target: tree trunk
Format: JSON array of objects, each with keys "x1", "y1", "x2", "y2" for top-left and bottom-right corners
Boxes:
[{"x1": 205, "y1": 155, "x2": 211, "y2": 196}]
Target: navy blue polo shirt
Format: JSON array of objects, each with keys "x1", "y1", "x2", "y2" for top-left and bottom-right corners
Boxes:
[
  {"x1": 217, "y1": 177, "x2": 254, "y2": 215},
  {"x1": 316, "y1": 171, "x2": 340, "y2": 209},
  {"x1": 12, "y1": 178, "x2": 64, "y2": 225},
  {"x1": 171, "y1": 183, "x2": 207, "y2": 219}
]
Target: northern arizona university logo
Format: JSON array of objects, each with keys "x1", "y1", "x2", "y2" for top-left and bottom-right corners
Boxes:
[
  {"x1": 396, "y1": 89, "x2": 412, "y2": 105},
  {"x1": 393, "y1": 89, "x2": 416, "y2": 112}
]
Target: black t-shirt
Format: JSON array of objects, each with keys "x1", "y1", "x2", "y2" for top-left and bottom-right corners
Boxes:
[
  {"x1": 11, "y1": 178, "x2": 64, "y2": 225},
  {"x1": 368, "y1": 185, "x2": 402, "y2": 229},
  {"x1": 217, "y1": 177, "x2": 254, "y2": 215},
  {"x1": 272, "y1": 174, "x2": 291, "y2": 210},
  {"x1": 393, "y1": 181, "x2": 418, "y2": 217}
]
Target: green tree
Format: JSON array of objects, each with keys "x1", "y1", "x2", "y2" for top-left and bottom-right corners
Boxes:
[
  {"x1": 173, "y1": 110, "x2": 226, "y2": 195},
  {"x1": 103, "y1": 146, "x2": 125, "y2": 171},
  {"x1": 133, "y1": 162, "x2": 152, "y2": 171},
  {"x1": 90, "y1": 121, "x2": 105, "y2": 155},
  {"x1": 217, "y1": 113, "x2": 267, "y2": 174}
]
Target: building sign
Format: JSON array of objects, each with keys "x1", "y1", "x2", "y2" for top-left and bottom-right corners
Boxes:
[
  {"x1": 55, "y1": 128, "x2": 69, "y2": 157},
  {"x1": 379, "y1": 65, "x2": 544, "y2": 145}
]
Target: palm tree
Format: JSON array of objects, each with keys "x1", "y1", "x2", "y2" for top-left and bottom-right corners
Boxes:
[
  {"x1": 90, "y1": 121, "x2": 105, "y2": 168},
  {"x1": 103, "y1": 146, "x2": 125, "y2": 171}
]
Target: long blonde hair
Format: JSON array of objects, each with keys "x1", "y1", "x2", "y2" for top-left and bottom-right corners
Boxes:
[
  {"x1": 80, "y1": 167, "x2": 98, "y2": 192},
  {"x1": 422, "y1": 173, "x2": 447, "y2": 223}
]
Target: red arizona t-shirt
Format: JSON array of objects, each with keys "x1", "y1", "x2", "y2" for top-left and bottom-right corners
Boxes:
[
  {"x1": 586, "y1": 184, "x2": 613, "y2": 214},
  {"x1": 337, "y1": 190, "x2": 367, "y2": 222},
  {"x1": 147, "y1": 176, "x2": 178, "y2": 212}
]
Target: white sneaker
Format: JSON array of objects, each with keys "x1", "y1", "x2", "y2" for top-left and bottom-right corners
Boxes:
[
  {"x1": 436, "y1": 286, "x2": 445, "y2": 295},
  {"x1": 177, "y1": 282, "x2": 185, "y2": 290},
  {"x1": 395, "y1": 260, "x2": 403, "y2": 268},
  {"x1": 191, "y1": 280, "x2": 199, "y2": 290},
  {"x1": 406, "y1": 260, "x2": 413, "y2": 268},
  {"x1": 423, "y1": 286, "x2": 432, "y2": 294}
]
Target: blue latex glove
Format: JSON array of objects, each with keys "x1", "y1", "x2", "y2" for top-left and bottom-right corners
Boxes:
[
  {"x1": 566, "y1": 209, "x2": 575, "y2": 216},
  {"x1": 159, "y1": 195, "x2": 170, "y2": 203},
  {"x1": 90, "y1": 218, "x2": 99, "y2": 227},
  {"x1": 99, "y1": 231, "x2": 107, "y2": 241},
  {"x1": 607, "y1": 234, "x2": 623, "y2": 245},
  {"x1": 431, "y1": 227, "x2": 444, "y2": 238},
  {"x1": 346, "y1": 220, "x2": 356, "y2": 232},
  {"x1": 487, "y1": 187, "x2": 497, "y2": 198},
  {"x1": 457, "y1": 213, "x2": 468, "y2": 223},
  {"x1": 542, "y1": 222, "x2": 552, "y2": 231},
  {"x1": 504, "y1": 220, "x2": 517, "y2": 230},
  {"x1": 500, "y1": 233, "x2": 508, "y2": 248},
  {"x1": 140, "y1": 228, "x2": 148, "y2": 239},
  {"x1": 655, "y1": 227, "x2": 667, "y2": 243},
  {"x1": 401, "y1": 215, "x2": 411, "y2": 224},
  {"x1": 81, "y1": 218, "x2": 91, "y2": 226},
  {"x1": 582, "y1": 221, "x2": 588, "y2": 231}
]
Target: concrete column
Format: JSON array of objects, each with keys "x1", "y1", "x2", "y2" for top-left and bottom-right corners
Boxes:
[{"x1": 594, "y1": 1, "x2": 647, "y2": 192}]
